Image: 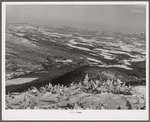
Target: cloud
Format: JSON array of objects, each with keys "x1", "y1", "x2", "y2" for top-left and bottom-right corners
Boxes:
[{"x1": 129, "y1": 5, "x2": 146, "y2": 14}]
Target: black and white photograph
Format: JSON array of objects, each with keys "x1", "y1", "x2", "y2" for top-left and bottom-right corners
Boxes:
[{"x1": 2, "y1": 1, "x2": 149, "y2": 120}]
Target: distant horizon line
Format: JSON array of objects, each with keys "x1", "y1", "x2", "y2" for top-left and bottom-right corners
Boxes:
[{"x1": 6, "y1": 21, "x2": 146, "y2": 34}]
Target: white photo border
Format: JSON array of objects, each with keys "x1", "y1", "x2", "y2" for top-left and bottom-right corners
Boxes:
[{"x1": 2, "y1": 1, "x2": 149, "y2": 121}]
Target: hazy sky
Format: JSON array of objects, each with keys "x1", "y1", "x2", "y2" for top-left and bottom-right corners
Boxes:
[{"x1": 6, "y1": 5, "x2": 146, "y2": 32}]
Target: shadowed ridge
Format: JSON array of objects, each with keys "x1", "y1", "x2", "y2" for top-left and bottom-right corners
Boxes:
[
  {"x1": 51, "y1": 66, "x2": 142, "y2": 86},
  {"x1": 6, "y1": 66, "x2": 145, "y2": 94}
]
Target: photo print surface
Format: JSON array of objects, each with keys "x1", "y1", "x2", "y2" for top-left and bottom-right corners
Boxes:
[{"x1": 2, "y1": 1, "x2": 149, "y2": 121}]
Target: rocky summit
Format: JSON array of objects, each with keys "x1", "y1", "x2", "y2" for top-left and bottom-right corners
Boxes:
[{"x1": 5, "y1": 74, "x2": 146, "y2": 110}]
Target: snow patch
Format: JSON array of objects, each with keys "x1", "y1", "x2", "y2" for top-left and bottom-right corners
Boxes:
[
  {"x1": 56, "y1": 59, "x2": 72, "y2": 63},
  {"x1": 66, "y1": 44, "x2": 91, "y2": 51},
  {"x1": 14, "y1": 33, "x2": 25, "y2": 36},
  {"x1": 87, "y1": 58, "x2": 101, "y2": 63},
  {"x1": 69, "y1": 39, "x2": 93, "y2": 46},
  {"x1": 6, "y1": 78, "x2": 39, "y2": 86},
  {"x1": 100, "y1": 37, "x2": 114, "y2": 39},
  {"x1": 78, "y1": 37, "x2": 96, "y2": 43},
  {"x1": 98, "y1": 65, "x2": 133, "y2": 70}
]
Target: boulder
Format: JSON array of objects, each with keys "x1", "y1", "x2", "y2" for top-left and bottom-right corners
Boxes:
[
  {"x1": 58, "y1": 101, "x2": 69, "y2": 107},
  {"x1": 78, "y1": 92, "x2": 91, "y2": 99},
  {"x1": 101, "y1": 105, "x2": 106, "y2": 109},
  {"x1": 7, "y1": 93, "x2": 25, "y2": 105},
  {"x1": 80, "y1": 97, "x2": 93, "y2": 105},
  {"x1": 103, "y1": 95, "x2": 128, "y2": 109},
  {"x1": 39, "y1": 104, "x2": 57, "y2": 109},
  {"x1": 73, "y1": 103, "x2": 83, "y2": 109},
  {"x1": 59, "y1": 96, "x2": 70, "y2": 102},
  {"x1": 132, "y1": 99, "x2": 139, "y2": 104},
  {"x1": 39, "y1": 92, "x2": 58, "y2": 103},
  {"x1": 139, "y1": 98, "x2": 146, "y2": 108},
  {"x1": 69, "y1": 97, "x2": 81, "y2": 104}
]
